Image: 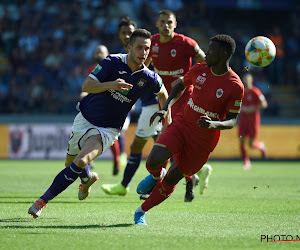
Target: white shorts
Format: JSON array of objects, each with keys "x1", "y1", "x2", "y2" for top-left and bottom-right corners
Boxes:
[
  {"x1": 136, "y1": 104, "x2": 162, "y2": 139},
  {"x1": 67, "y1": 112, "x2": 120, "y2": 156}
]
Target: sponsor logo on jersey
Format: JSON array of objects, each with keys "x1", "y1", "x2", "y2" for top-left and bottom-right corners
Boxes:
[
  {"x1": 171, "y1": 49, "x2": 176, "y2": 57},
  {"x1": 157, "y1": 76, "x2": 163, "y2": 88},
  {"x1": 216, "y1": 88, "x2": 223, "y2": 98},
  {"x1": 108, "y1": 89, "x2": 132, "y2": 102},
  {"x1": 187, "y1": 98, "x2": 220, "y2": 119},
  {"x1": 92, "y1": 65, "x2": 102, "y2": 74},
  {"x1": 118, "y1": 71, "x2": 127, "y2": 74},
  {"x1": 138, "y1": 78, "x2": 146, "y2": 87},
  {"x1": 154, "y1": 68, "x2": 184, "y2": 76},
  {"x1": 196, "y1": 74, "x2": 206, "y2": 84},
  {"x1": 152, "y1": 43, "x2": 159, "y2": 53},
  {"x1": 234, "y1": 100, "x2": 242, "y2": 107}
]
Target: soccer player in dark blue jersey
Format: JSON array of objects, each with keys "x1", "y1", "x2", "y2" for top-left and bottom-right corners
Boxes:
[
  {"x1": 28, "y1": 29, "x2": 170, "y2": 219},
  {"x1": 101, "y1": 18, "x2": 164, "y2": 198}
]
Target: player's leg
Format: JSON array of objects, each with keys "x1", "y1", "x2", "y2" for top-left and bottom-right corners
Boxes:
[
  {"x1": 110, "y1": 140, "x2": 120, "y2": 175},
  {"x1": 240, "y1": 136, "x2": 251, "y2": 169},
  {"x1": 102, "y1": 104, "x2": 162, "y2": 196},
  {"x1": 28, "y1": 134, "x2": 103, "y2": 218},
  {"x1": 135, "y1": 162, "x2": 183, "y2": 225},
  {"x1": 136, "y1": 145, "x2": 172, "y2": 195},
  {"x1": 139, "y1": 134, "x2": 170, "y2": 200},
  {"x1": 119, "y1": 114, "x2": 130, "y2": 168},
  {"x1": 198, "y1": 163, "x2": 213, "y2": 195},
  {"x1": 101, "y1": 136, "x2": 148, "y2": 195},
  {"x1": 65, "y1": 153, "x2": 97, "y2": 198},
  {"x1": 249, "y1": 138, "x2": 266, "y2": 159}
]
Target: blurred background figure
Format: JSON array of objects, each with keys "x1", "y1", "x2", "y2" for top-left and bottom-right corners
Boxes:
[{"x1": 238, "y1": 73, "x2": 268, "y2": 170}]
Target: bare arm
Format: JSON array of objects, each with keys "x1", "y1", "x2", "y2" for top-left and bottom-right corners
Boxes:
[
  {"x1": 169, "y1": 77, "x2": 186, "y2": 107},
  {"x1": 197, "y1": 112, "x2": 239, "y2": 130},
  {"x1": 150, "y1": 79, "x2": 186, "y2": 125},
  {"x1": 152, "y1": 84, "x2": 172, "y2": 126},
  {"x1": 82, "y1": 76, "x2": 133, "y2": 94},
  {"x1": 194, "y1": 49, "x2": 206, "y2": 63}
]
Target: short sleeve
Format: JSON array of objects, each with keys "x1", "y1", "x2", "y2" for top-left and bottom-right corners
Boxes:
[
  {"x1": 151, "y1": 73, "x2": 163, "y2": 94},
  {"x1": 183, "y1": 64, "x2": 198, "y2": 86},
  {"x1": 226, "y1": 79, "x2": 244, "y2": 114},
  {"x1": 185, "y1": 36, "x2": 201, "y2": 59},
  {"x1": 89, "y1": 56, "x2": 113, "y2": 82}
]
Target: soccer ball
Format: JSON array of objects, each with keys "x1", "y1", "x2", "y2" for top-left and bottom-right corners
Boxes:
[{"x1": 245, "y1": 36, "x2": 276, "y2": 67}]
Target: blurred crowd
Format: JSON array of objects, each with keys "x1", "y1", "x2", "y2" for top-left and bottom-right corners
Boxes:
[{"x1": 0, "y1": 0, "x2": 299, "y2": 116}]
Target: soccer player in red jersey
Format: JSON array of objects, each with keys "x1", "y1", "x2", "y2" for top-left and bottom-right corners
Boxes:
[
  {"x1": 145, "y1": 9, "x2": 208, "y2": 202},
  {"x1": 238, "y1": 73, "x2": 267, "y2": 170},
  {"x1": 134, "y1": 34, "x2": 244, "y2": 225}
]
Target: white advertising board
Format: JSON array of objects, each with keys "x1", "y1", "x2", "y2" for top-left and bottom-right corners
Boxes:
[{"x1": 9, "y1": 124, "x2": 112, "y2": 159}]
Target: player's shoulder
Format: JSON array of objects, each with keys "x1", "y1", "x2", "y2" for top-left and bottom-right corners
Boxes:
[
  {"x1": 251, "y1": 85, "x2": 262, "y2": 95},
  {"x1": 106, "y1": 53, "x2": 127, "y2": 63},
  {"x1": 143, "y1": 65, "x2": 160, "y2": 78},
  {"x1": 174, "y1": 33, "x2": 197, "y2": 44},
  {"x1": 192, "y1": 61, "x2": 209, "y2": 71},
  {"x1": 151, "y1": 33, "x2": 160, "y2": 42},
  {"x1": 228, "y1": 69, "x2": 244, "y2": 90}
]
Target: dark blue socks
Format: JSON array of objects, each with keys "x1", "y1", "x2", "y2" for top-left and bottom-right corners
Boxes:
[
  {"x1": 40, "y1": 162, "x2": 82, "y2": 203},
  {"x1": 121, "y1": 153, "x2": 142, "y2": 188},
  {"x1": 79, "y1": 165, "x2": 92, "y2": 184}
]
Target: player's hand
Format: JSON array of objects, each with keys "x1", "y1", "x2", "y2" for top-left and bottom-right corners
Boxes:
[
  {"x1": 149, "y1": 110, "x2": 167, "y2": 126},
  {"x1": 113, "y1": 78, "x2": 133, "y2": 91},
  {"x1": 197, "y1": 114, "x2": 215, "y2": 129}
]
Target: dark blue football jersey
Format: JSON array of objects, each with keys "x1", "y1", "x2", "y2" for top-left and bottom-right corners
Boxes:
[{"x1": 78, "y1": 54, "x2": 163, "y2": 129}]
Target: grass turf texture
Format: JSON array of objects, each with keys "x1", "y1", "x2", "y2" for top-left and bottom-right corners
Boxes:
[{"x1": 0, "y1": 160, "x2": 299, "y2": 250}]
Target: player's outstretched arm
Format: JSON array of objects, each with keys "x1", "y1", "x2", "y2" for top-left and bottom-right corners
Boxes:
[
  {"x1": 82, "y1": 76, "x2": 133, "y2": 94},
  {"x1": 149, "y1": 81, "x2": 185, "y2": 127},
  {"x1": 197, "y1": 112, "x2": 238, "y2": 130},
  {"x1": 151, "y1": 85, "x2": 171, "y2": 126}
]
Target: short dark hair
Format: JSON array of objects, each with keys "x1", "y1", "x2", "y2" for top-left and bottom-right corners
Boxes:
[
  {"x1": 129, "y1": 29, "x2": 151, "y2": 45},
  {"x1": 118, "y1": 16, "x2": 137, "y2": 30},
  {"x1": 210, "y1": 34, "x2": 236, "y2": 56},
  {"x1": 158, "y1": 9, "x2": 176, "y2": 20}
]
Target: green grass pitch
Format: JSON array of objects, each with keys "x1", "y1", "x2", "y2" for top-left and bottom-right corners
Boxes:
[{"x1": 0, "y1": 160, "x2": 299, "y2": 249}]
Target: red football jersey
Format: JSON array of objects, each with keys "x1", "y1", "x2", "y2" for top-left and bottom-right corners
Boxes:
[
  {"x1": 240, "y1": 86, "x2": 262, "y2": 121},
  {"x1": 181, "y1": 62, "x2": 244, "y2": 151},
  {"x1": 239, "y1": 86, "x2": 263, "y2": 132},
  {"x1": 150, "y1": 33, "x2": 200, "y2": 93}
]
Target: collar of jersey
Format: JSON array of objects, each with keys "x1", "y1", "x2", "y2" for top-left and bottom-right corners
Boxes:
[
  {"x1": 120, "y1": 54, "x2": 147, "y2": 75},
  {"x1": 210, "y1": 67, "x2": 231, "y2": 76}
]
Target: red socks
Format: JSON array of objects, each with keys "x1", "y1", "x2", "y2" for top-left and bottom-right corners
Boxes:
[
  {"x1": 146, "y1": 160, "x2": 169, "y2": 178},
  {"x1": 110, "y1": 141, "x2": 120, "y2": 167},
  {"x1": 240, "y1": 144, "x2": 247, "y2": 161},
  {"x1": 141, "y1": 179, "x2": 176, "y2": 212}
]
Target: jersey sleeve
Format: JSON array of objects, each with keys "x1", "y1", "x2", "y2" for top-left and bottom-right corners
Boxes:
[
  {"x1": 151, "y1": 73, "x2": 163, "y2": 94},
  {"x1": 185, "y1": 36, "x2": 201, "y2": 58},
  {"x1": 226, "y1": 79, "x2": 244, "y2": 114},
  {"x1": 183, "y1": 64, "x2": 198, "y2": 86},
  {"x1": 89, "y1": 56, "x2": 113, "y2": 82},
  {"x1": 253, "y1": 86, "x2": 264, "y2": 102}
]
